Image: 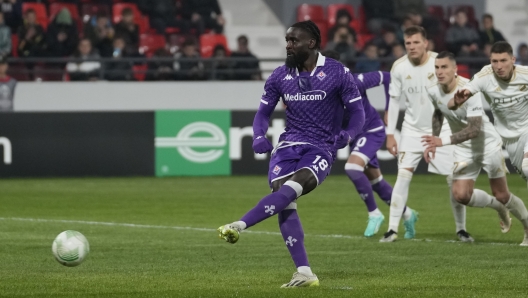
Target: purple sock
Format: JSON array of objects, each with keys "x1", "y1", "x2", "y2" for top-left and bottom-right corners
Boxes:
[
  {"x1": 240, "y1": 184, "x2": 298, "y2": 228},
  {"x1": 345, "y1": 165, "x2": 377, "y2": 212},
  {"x1": 279, "y1": 209, "x2": 309, "y2": 267},
  {"x1": 372, "y1": 177, "x2": 407, "y2": 214}
]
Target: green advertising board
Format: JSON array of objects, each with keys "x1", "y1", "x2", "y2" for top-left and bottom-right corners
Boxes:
[{"x1": 155, "y1": 111, "x2": 231, "y2": 176}]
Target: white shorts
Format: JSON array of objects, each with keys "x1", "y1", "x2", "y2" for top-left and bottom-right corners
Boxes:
[
  {"x1": 503, "y1": 132, "x2": 528, "y2": 180},
  {"x1": 452, "y1": 147, "x2": 508, "y2": 180},
  {"x1": 398, "y1": 135, "x2": 453, "y2": 175}
]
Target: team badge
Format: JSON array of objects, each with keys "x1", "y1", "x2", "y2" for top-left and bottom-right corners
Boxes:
[
  {"x1": 317, "y1": 71, "x2": 326, "y2": 81},
  {"x1": 520, "y1": 85, "x2": 527, "y2": 91},
  {"x1": 428, "y1": 73, "x2": 435, "y2": 80},
  {"x1": 272, "y1": 165, "x2": 282, "y2": 175}
]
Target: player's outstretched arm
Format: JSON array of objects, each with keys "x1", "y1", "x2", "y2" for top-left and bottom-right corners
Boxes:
[{"x1": 449, "y1": 89, "x2": 472, "y2": 110}]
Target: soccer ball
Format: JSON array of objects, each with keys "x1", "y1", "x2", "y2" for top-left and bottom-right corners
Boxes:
[{"x1": 52, "y1": 230, "x2": 90, "y2": 267}]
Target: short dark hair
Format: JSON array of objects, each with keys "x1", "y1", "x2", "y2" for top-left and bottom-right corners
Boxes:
[
  {"x1": 336, "y1": 9, "x2": 352, "y2": 22},
  {"x1": 436, "y1": 51, "x2": 456, "y2": 62},
  {"x1": 404, "y1": 25, "x2": 427, "y2": 39},
  {"x1": 122, "y1": 7, "x2": 133, "y2": 16},
  {"x1": 455, "y1": 9, "x2": 467, "y2": 16},
  {"x1": 237, "y1": 35, "x2": 248, "y2": 45},
  {"x1": 482, "y1": 13, "x2": 493, "y2": 21},
  {"x1": 290, "y1": 20, "x2": 322, "y2": 50},
  {"x1": 491, "y1": 41, "x2": 513, "y2": 56}
]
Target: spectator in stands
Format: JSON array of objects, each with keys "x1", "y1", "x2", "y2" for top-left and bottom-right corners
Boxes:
[
  {"x1": 182, "y1": 0, "x2": 225, "y2": 35},
  {"x1": 479, "y1": 14, "x2": 506, "y2": 48},
  {"x1": 517, "y1": 43, "x2": 528, "y2": 66},
  {"x1": 173, "y1": 38, "x2": 205, "y2": 80},
  {"x1": 373, "y1": 28, "x2": 399, "y2": 57},
  {"x1": 394, "y1": 0, "x2": 426, "y2": 20},
  {"x1": 391, "y1": 43, "x2": 405, "y2": 59},
  {"x1": 137, "y1": 0, "x2": 188, "y2": 34},
  {"x1": 362, "y1": 0, "x2": 398, "y2": 34},
  {"x1": 396, "y1": 16, "x2": 413, "y2": 44},
  {"x1": 230, "y1": 35, "x2": 261, "y2": 80},
  {"x1": 0, "y1": 55, "x2": 16, "y2": 112},
  {"x1": 146, "y1": 48, "x2": 174, "y2": 81},
  {"x1": 427, "y1": 38, "x2": 435, "y2": 52},
  {"x1": 445, "y1": 9, "x2": 480, "y2": 57},
  {"x1": 84, "y1": 12, "x2": 114, "y2": 58},
  {"x1": 407, "y1": 10, "x2": 440, "y2": 38},
  {"x1": 17, "y1": 8, "x2": 45, "y2": 58},
  {"x1": 0, "y1": 12, "x2": 11, "y2": 56},
  {"x1": 324, "y1": 25, "x2": 356, "y2": 66},
  {"x1": 105, "y1": 37, "x2": 133, "y2": 81},
  {"x1": 114, "y1": 8, "x2": 139, "y2": 55},
  {"x1": 355, "y1": 43, "x2": 380, "y2": 73},
  {"x1": 327, "y1": 9, "x2": 356, "y2": 44},
  {"x1": 209, "y1": 44, "x2": 232, "y2": 80},
  {"x1": 46, "y1": 8, "x2": 78, "y2": 57},
  {"x1": 66, "y1": 38, "x2": 101, "y2": 81},
  {"x1": 0, "y1": 0, "x2": 21, "y2": 32}
]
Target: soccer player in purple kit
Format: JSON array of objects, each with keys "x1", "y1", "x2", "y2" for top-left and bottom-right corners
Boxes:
[
  {"x1": 217, "y1": 21, "x2": 365, "y2": 288},
  {"x1": 344, "y1": 70, "x2": 417, "y2": 237}
]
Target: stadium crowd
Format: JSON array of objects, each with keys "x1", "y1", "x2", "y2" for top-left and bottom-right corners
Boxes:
[{"x1": 0, "y1": 0, "x2": 526, "y2": 81}]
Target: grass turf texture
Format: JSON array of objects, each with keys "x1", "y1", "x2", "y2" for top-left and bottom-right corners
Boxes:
[{"x1": 1, "y1": 175, "x2": 528, "y2": 297}]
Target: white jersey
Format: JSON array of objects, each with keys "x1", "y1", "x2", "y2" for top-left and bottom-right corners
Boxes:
[
  {"x1": 465, "y1": 65, "x2": 528, "y2": 139},
  {"x1": 389, "y1": 51, "x2": 450, "y2": 137},
  {"x1": 427, "y1": 76, "x2": 502, "y2": 154}
]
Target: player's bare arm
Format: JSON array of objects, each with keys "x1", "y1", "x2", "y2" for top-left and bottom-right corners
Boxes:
[
  {"x1": 432, "y1": 109, "x2": 444, "y2": 136},
  {"x1": 421, "y1": 109, "x2": 443, "y2": 160},
  {"x1": 422, "y1": 116, "x2": 482, "y2": 149},
  {"x1": 449, "y1": 89, "x2": 472, "y2": 110}
]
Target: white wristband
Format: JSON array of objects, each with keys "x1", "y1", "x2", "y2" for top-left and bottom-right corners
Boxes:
[{"x1": 441, "y1": 136, "x2": 452, "y2": 146}]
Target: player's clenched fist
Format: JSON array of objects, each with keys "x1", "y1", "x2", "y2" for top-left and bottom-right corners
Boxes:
[
  {"x1": 334, "y1": 130, "x2": 351, "y2": 149},
  {"x1": 252, "y1": 136, "x2": 273, "y2": 153},
  {"x1": 386, "y1": 134, "x2": 398, "y2": 156}
]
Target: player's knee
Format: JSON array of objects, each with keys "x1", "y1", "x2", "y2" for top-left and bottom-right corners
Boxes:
[
  {"x1": 522, "y1": 158, "x2": 528, "y2": 177},
  {"x1": 453, "y1": 188, "x2": 472, "y2": 204},
  {"x1": 344, "y1": 163, "x2": 365, "y2": 180},
  {"x1": 290, "y1": 169, "x2": 316, "y2": 195},
  {"x1": 397, "y1": 169, "x2": 413, "y2": 180},
  {"x1": 492, "y1": 189, "x2": 510, "y2": 204}
]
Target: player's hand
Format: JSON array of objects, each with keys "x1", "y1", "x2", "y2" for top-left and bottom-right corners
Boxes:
[
  {"x1": 421, "y1": 135, "x2": 443, "y2": 148},
  {"x1": 423, "y1": 146, "x2": 436, "y2": 163},
  {"x1": 453, "y1": 89, "x2": 472, "y2": 108},
  {"x1": 386, "y1": 134, "x2": 398, "y2": 156},
  {"x1": 252, "y1": 136, "x2": 273, "y2": 154},
  {"x1": 334, "y1": 130, "x2": 351, "y2": 149}
]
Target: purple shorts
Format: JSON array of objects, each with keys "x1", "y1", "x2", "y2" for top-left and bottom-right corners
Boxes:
[
  {"x1": 268, "y1": 143, "x2": 333, "y2": 188},
  {"x1": 349, "y1": 128, "x2": 386, "y2": 168}
]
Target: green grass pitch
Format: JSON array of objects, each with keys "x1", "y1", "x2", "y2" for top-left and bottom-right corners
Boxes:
[{"x1": 1, "y1": 175, "x2": 528, "y2": 297}]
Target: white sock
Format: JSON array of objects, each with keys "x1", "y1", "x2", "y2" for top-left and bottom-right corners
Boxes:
[
  {"x1": 522, "y1": 158, "x2": 528, "y2": 180},
  {"x1": 388, "y1": 169, "x2": 413, "y2": 232},
  {"x1": 505, "y1": 193, "x2": 528, "y2": 229},
  {"x1": 369, "y1": 208, "x2": 382, "y2": 217},
  {"x1": 297, "y1": 266, "x2": 313, "y2": 276},
  {"x1": 402, "y1": 207, "x2": 412, "y2": 221},
  {"x1": 232, "y1": 221, "x2": 247, "y2": 230},
  {"x1": 447, "y1": 175, "x2": 466, "y2": 232},
  {"x1": 467, "y1": 189, "x2": 504, "y2": 211}
]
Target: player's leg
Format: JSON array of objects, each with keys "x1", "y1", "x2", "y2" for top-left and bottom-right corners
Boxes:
[
  {"x1": 520, "y1": 133, "x2": 528, "y2": 183},
  {"x1": 381, "y1": 147, "x2": 422, "y2": 242},
  {"x1": 446, "y1": 174, "x2": 468, "y2": 240}
]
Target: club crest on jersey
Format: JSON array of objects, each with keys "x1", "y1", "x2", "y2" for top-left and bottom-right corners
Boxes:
[
  {"x1": 428, "y1": 73, "x2": 435, "y2": 80},
  {"x1": 316, "y1": 71, "x2": 326, "y2": 81},
  {"x1": 520, "y1": 85, "x2": 527, "y2": 91},
  {"x1": 272, "y1": 165, "x2": 282, "y2": 175}
]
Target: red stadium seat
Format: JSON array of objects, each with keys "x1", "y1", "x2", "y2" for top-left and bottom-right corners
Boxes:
[
  {"x1": 22, "y1": 3, "x2": 48, "y2": 30},
  {"x1": 11, "y1": 34, "x2": 18, "y2": 57},
  {"x1": 327, "y1": 4, "x2": 355, "y2": 28},
  {"x1": 132, "y1": 64, "x2": 148, "y2": 81},
  {"x1": 357, "y1": 5, "x2": 369, "y2": 34},
  {"x1": 81, "y1": 4, "x2": 111, "y2": 24},
  {"x1": 457, "y1": 64, "x2": 470, "y2": 79},
  {"x1": 113, "y1": 3, "x2": 149, "y2": 33},
  {"x1": 7, "y1": 64, "x2": 30, "y2": 81},
  {"x1": 139, "y1": 33, "x2": 166, "y2": 56},
  {"x1": 297, "y1": 4, "x2": 325, "y2": 22},
  {"x1": 356, "y1": 33, "x2": 374, "y2": 51},
  {"x1": 428, "y1": 5, "x2": 444, "y2": 20},
  {"x1": 49, "y1": 3, "x2": 80, "y2": 21},
  {"x1": 200, "y1": 34, "x2": 229, "y2": 58}
]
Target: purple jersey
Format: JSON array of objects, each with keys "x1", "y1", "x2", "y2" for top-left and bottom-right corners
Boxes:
[
  {"x1": 255, "y1": 54, "x2": 364, "y2": 157},
  {"x1": 353, "y1": 71, "x2": 390, "y2": 131}
]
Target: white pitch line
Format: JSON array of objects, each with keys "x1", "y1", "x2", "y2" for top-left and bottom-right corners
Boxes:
[{"x1": 0, "y1": 217, "x2": 519, "y2": 246}]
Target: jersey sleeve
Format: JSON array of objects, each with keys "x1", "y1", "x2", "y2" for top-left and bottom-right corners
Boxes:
[
  {"x1": 388, "y1": 66, "x2": 402, "y2": 98},
  {"x1": 340, "y1": 68, "x2": 362, "y2": 105},
  {"x1": 465, "y1": 92, "x2": 485, "y2": 117},
  {"x1": 260, "y1": 68, "x2": 282, "y2": 108},
  {"x1": 465, "y1": 72, "x2": 486, "y2": 95}
]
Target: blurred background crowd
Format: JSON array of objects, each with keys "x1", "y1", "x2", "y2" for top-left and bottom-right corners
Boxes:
[{"x1": 0, "y1": 0, "x2": 525, "y2": 82}]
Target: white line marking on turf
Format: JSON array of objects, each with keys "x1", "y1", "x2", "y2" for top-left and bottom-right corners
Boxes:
[{"x1": 0, "y1": 217, "x2": 519, "y2": 246}]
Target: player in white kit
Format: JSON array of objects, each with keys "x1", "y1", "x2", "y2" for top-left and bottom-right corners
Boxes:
[
  {"x1": 451, "y1": 41, "x2": 528, "y2": 245},
  {"x1": 382, "y1": 26, "x2": 459, "y2": 242},
  {"x1": 421, "y1": 51, "x2": 511, "y2": 242}
]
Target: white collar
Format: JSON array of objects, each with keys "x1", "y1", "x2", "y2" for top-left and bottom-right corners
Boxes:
[{"x1": 295, "y1": 52, "x2": 326, "y2": 76}]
